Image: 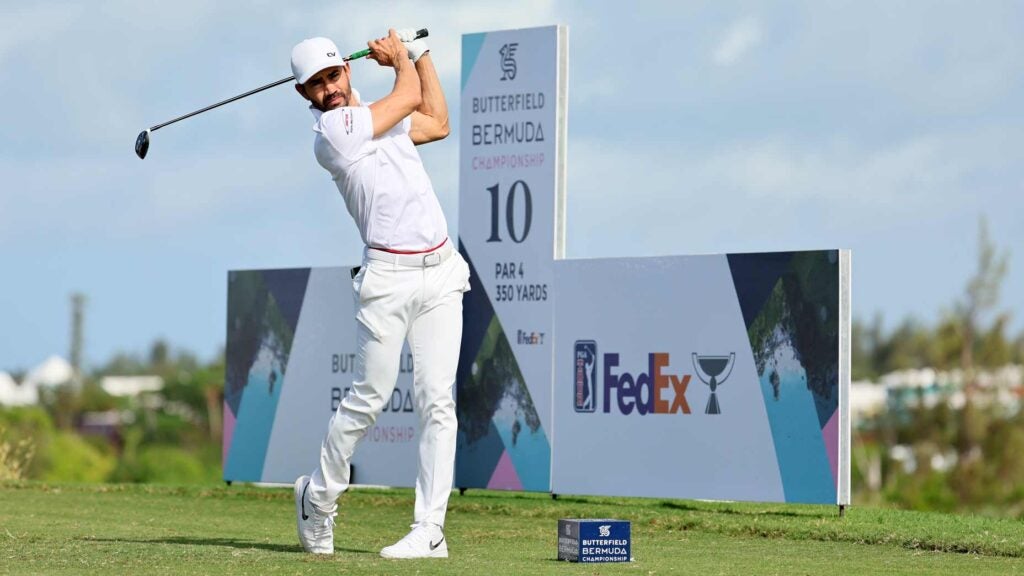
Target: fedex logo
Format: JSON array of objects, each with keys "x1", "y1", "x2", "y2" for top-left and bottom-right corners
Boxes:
[{"x1": 603, "y1": 353, "x2": 691, "y2": 415}]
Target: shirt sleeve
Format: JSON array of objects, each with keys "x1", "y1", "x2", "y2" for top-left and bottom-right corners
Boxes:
[{"x1": 315, "y1": 106, "x2": 375, "y2": 161}]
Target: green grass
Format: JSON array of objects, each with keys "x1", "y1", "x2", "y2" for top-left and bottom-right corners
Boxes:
[{"x1": 2, "y1": 482, "x2": 1024, "y2": 575}]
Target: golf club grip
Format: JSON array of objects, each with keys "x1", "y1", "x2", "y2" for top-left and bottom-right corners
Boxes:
[{"x1": 345, "y1": 28, "x2": 430, "y2": 61}]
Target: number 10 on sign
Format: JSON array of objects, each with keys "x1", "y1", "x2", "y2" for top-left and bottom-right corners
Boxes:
[{"x1": 486, "y1": 180, "x2": 533, "y2": 243}]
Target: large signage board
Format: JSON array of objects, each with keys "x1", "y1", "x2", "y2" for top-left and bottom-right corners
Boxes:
[
  {"x1": 455, "y1": 25, "x2": 568, "y2": 492},
  {"x1": 551, "y1": 251, "x2": 851, "y2": 505},
  {"x1": 225, "y1": 23, "x2": 854, "y2": 507},
  {"x1": 223, "y1": 267, "x2": 419, "y2": 486}
]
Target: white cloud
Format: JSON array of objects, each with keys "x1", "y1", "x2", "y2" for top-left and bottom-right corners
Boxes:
[
  {"x1": 0, "y1": 147, "x2": 323, "y2": 242},
  {"x1": 4, "y1": 1, "x2": 1024, "y2": 369},
  {"x1": 696, "y1": 135, "x2": 966, "y2": 203},
  {"x1": 712, "y1": 16, "x2": 763, "y2": 67},
  {"x1": 566, "y1": 123, "x2": 1023, "y2": 254}
]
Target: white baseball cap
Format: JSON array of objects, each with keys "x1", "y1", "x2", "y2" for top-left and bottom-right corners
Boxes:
[{"x1": 291, "y1": 37, "x2": 345, "y2": 84}]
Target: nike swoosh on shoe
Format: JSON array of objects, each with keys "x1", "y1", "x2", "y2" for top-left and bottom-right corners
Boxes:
[{"x1": 301, "y1": 481, "x2": 310, "y2": 520}]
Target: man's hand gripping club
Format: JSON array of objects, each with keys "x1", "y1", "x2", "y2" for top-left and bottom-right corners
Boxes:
[{"x1": 365, "y1": 29, "x2": 422, "y2": 138}]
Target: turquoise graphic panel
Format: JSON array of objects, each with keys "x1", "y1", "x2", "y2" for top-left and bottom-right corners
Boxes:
[
  {"x1": 455, "y1": 244, "x2": 551, "y2": 491},
  {"x1": 730, "y1": 251, "x2": 840, "y2": 503},
  {"x1": 461, "y1": 32, "x2": 487, "y2": 90},
  {"x1": 223, "y1": 269, "x2": 309, "y2": 481}
]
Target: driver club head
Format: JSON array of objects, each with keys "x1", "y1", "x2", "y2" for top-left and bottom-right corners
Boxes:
[{"x1": 135, "y1": 129, "x2": 150, "y2": 159}]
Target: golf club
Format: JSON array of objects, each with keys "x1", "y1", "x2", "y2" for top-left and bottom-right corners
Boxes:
[{"x1": 135, "y1": 28, "x2": 428, "y2": 159}]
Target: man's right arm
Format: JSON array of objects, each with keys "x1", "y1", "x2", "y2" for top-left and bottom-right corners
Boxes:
[{"x1": 366, "y1": 29, "x2": 422, "y2": 138}]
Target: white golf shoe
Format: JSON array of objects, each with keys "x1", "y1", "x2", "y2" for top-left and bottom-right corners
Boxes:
[
  {"x1": 380, "y1": 522, "x2": 448, "y2": 559},
  {"x1": 294, "y1": 476, "x2": 336, "y2": 554}
]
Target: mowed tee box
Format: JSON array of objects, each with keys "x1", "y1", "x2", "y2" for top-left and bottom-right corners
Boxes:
[{"x1": 557, "y1": 519, "x2": 631, "y2": 563}]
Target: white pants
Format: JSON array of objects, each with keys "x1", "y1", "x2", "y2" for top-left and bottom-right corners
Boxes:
[{"x1": 308, "y1": 248, "x2": 470, "y2": 527}]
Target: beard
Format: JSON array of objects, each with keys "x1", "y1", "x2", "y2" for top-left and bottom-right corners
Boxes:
[{"x1": 319, "y1": 89, "x2": 350, "y2": 111}]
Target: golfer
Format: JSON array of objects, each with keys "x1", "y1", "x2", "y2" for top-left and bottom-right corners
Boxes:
[{"x1": 290, "y1": 28, "x2": 468, "y2": 559}]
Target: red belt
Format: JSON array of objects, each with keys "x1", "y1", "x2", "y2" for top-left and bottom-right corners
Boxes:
[{"x1": 371, "y1": 238, "x2": 448, "y2": 255}]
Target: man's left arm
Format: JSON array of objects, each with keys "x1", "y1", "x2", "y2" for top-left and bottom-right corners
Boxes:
[{"x1": 398, "y1": 30, "x2": 449, "y2": 145}]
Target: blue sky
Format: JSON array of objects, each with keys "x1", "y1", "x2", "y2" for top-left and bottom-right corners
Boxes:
[{"x1": 1, "y1": 1, "x2": 1022, "y2": 372}]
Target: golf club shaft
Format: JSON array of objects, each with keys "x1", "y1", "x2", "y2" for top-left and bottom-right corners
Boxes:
[
  {"x1": 147, "y1": 28, "x2": 428, "y2": 133},
  {"x1": 150, "y1": 76, "x2": 293, "y2": 132}
]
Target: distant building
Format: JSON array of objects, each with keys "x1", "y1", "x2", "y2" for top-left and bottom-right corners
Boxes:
[
  {"x1": 850, "y1": 381, "x2": 887, "y2": 420},
  {"x1": 852, "y1": 365, "x2": 1024, "y2": 426},
  {"x1": 78, "y1": 410, "x2": 127, "y2": 448},
  {"x1": 0, "y1": 355, "x2": 74, "y2": 407},
  {"x1": 100, "y1": 376, "x2": 164, "y2": 397},
  {"x1": 21, "y1": 355, "x2": 74, "y2": 389},
  {"x1": 0, "y1": 371, "x2": 38, "y2": 406},
  {"x1": 1, "y1": 354, "x2": 168, "y2": 409}
]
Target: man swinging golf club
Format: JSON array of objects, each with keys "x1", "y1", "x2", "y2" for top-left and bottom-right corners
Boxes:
[{"x1": 290, "y1": 28, "x2": 469, "y2": 559}]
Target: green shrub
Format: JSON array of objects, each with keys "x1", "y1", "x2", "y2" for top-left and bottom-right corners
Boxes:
[
  {"x1": 135, "y1": 446, "x2": 213, "y2": 484},
  {"x1": 0, "y1": 407, "x2": 55, "y2": 478},
  {"x1": 0, "y1": 426, "x2": 35, "y2": 480},
  {"x1": 42, "y1": 432, "x2": 116, "y2": 483}
]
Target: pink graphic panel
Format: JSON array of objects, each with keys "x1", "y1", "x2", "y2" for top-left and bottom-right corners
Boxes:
[
  {"x1": 822, "y1": 409, "x2": 839, "y2": 488},
  {"x1": 487, "y1": 450, "x2": 524, "y2": 491},
  {"x1": 223, "y1": 400, "x2": 237, "y2": 465}
]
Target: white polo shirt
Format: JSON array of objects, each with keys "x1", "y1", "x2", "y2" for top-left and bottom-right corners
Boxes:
[{"x1": 311, "y1": 98, "x2": 448, "y2": 252}]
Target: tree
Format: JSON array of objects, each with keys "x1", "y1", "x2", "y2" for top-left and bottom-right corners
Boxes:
[
  {"x1": 149, "y1": 340, "x2": 170, "y2": 370},
  {"x1": 956, "y1": 216, "x2": 1009, "y2": 378},
  {"x1": 932, "y1": 313, "x2": 964, "y2": 370},
  {"x1": 952, "y1": 216, "x2": 1009, "y2": 502},
  {"x1": 97, "y1": 352, "x2": 147, "y2": 376},
  {"x1": 977, "y1": 315, "x2": 1012, "y2": 368},
  {"x1": 881, "y1": 317, "x2": 935, "y2": 373},
  {"x1": 851, "y1": 319, "x2": 873, "y2": 380},
  {"x1": 851, "y1": 313, "x2": 887, "y2": 380},
  {"x1": 1007, "y1": 331, "x2": 1023, "y2": 365}
]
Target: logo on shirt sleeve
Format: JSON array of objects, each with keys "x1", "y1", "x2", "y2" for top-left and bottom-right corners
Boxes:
[{"x1": 342, "y1": 108, "x2": 354, "y2": 134}]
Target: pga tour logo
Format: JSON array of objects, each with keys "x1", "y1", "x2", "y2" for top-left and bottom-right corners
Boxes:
[
  {"x1": 573, "y1": 340, "x2": 736, "y2": 415},
  {"x1": 574, "y1": 341, "x2": 597, "y2": 413}
]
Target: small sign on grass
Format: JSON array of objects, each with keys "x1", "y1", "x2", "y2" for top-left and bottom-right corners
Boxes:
[{"x1": 557, "y1": 519, "x2": 631, "y2": 563}]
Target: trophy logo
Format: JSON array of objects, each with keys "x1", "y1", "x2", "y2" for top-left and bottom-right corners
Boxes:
[
  {"x1": 691, "y1": 352, "x2": 735, "y2": 415},
  {"x1": 574, "y1": 340, "x2": 597, "y2": 413}
]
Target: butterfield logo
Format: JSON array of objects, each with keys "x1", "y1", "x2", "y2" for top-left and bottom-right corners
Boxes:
[
  {"x1": 499, "y1": 42, "x2": 518, "y2": 81},
  {"x1": 598, "y1": 525, "x2": 611, "y2": 537},
  {"x1": 573, "y1": 341, "x2": 735, "y2": 415}
]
